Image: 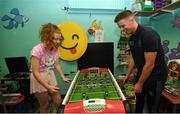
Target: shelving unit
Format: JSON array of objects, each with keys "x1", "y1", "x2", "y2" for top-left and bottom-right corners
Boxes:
[
  {"x1": 117, "y1": 33, "x2": 130, "y2": 68},
  {"x1": 135, "y1": 0, "x2": 180, "y2": 17},
  {"x1": 116, "y1": 34, "x2": 130, "y2": 75},
  {"x1": 67, "y1": 8, "x2": 122, "y2": 15}
]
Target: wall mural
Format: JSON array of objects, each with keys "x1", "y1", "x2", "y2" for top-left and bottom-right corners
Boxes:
[
  {"x1": 169, "y1": 42, "x2": 180, "y2": 59},
  {"x1": 162, "y1": 40, "x2": 170, "y2": 63},
  {"x1": 162, "y1": 40, "x2": 180, "y2": 62},
  {"x1": 172, "y1": 16, "x2": 180, "y2": 28},
  {"x1": 1, "y1": 8, "x2": 29, "y2": 30}
]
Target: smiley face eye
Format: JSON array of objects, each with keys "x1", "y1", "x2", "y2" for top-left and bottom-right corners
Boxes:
[{"x1": 72, "y1": 34, "x2": 79, "y2": 40}]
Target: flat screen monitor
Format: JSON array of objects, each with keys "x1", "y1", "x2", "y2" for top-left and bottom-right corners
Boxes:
[
  {"x1": 5, "y1": 56, "x2": 29, "y2": 74},
  {"x1": 77, "y1": 42, "x2": 114, "y2": 74}
]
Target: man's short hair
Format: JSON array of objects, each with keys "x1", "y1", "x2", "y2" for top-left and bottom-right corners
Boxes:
[{"x1": 114, "y1": 10, "x2": 133, "y2": 23}]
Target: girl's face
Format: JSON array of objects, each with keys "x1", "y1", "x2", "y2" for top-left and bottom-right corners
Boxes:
[
  {"x1": 51, "y1": 33, "x2": 64, "y2": 51},
  {"x1": 53, "y1": 33, "x2": 64, "y2": 44}
]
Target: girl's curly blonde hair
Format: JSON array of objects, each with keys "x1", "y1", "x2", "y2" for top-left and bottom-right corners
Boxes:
[{"x1": 40, "y1": 23, "x2": 63, "y2": 51}]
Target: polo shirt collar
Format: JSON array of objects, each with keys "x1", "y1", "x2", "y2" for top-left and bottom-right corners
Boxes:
[{"x1": 132, "y1": 24, "x2": 142, "y2": 37}]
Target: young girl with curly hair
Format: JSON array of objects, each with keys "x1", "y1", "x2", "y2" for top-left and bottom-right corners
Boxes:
[{"x1": 30, "y1": 23, "x2": 71, "y2": 113}]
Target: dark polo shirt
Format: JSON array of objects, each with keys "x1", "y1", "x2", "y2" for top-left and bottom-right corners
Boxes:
[{"x1": 129, "y1": 24, "x2": 168, "y2": 83}]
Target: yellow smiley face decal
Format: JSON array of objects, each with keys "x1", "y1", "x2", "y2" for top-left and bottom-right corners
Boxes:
[{"x1": 58, "y1": 21, "x2": 88, "y2": 61}]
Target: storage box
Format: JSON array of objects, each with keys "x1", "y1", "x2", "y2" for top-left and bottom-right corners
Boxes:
[{"x1": 141, "y1": 1, "x2": 154, "y2": 11}]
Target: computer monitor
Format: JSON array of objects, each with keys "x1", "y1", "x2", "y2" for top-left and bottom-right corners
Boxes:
[
  {"x1": 5, "y1": 56, "x2": 29, "y2": 74},
  {"x1": 77, "y1": 42, "x2": 114, "y2": 74}
]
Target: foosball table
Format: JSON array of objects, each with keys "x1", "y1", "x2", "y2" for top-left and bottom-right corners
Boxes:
[{"x1": 59, "y1": 67, "x2": 126, "y2": 113}]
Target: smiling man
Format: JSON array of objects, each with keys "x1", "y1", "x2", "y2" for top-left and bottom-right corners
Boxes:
[{"x1": 114, "y1": 10, "x2": 168, "y2": 113}]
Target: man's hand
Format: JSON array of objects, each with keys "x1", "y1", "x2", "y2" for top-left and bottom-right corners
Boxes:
[
  {"x1": 134, "y1": 82, "x2": 143, "y2": 93},
  {"x1": 123, "y1": 75, "x2": 129, "y2": 84},
  {"x1": 132, "y1": 68, "x2": 138, "y2": 76}
]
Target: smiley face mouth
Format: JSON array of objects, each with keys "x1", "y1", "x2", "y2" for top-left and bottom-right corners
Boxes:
[{"x1": 60, "y1": 43, "x2": 78, "y2": 50}]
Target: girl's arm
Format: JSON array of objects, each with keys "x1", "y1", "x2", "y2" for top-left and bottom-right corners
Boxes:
[{"x1": 54, "y1": 59, "x2": 71, "y2": 83}]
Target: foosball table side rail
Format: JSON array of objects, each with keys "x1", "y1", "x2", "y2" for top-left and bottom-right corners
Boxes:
[
  {"x1": 62, "y1": 70, "x2": 80, "y2": 105},
  {"x1": 107, "y1": 69, "x2": 126, "y2": 101}
]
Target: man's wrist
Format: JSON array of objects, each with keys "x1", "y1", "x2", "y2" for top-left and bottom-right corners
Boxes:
[
  {"x1": 125, "y1": 74, "x2": 129, "y2": 77},
  {"x1": 137, "y1": 80, "x2": 144, "y2": 85}
]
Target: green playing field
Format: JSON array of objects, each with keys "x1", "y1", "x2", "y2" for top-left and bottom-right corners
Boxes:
[{"x1": 68, "y1": 71, "x2": 122, "y2": 104}]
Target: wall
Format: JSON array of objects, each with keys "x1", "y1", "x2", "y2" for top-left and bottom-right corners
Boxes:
[
  {"x1": 0, "y1": 0, "x2": 179, "y2": 94},
  {"x1": 0, "y1": 0, "x2": 123, "y2": 94},
  {"x1": 151, "y1": 9, "x2": 180, "y2": 61},
  {"x1": 0, "y1": 0, "x2": 73, "y2": 94}
]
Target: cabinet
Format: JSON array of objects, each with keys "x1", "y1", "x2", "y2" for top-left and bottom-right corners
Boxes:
[
  {"x1": 0, "y1": 76, "x2": 30, "y2": 98},
  {"x1": 135, "y1": 0, "x2": 180, "y2": 17}
]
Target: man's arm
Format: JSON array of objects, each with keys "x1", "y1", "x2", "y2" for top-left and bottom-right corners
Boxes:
[
  {"x1": 124, "y1": 53, "x2": 135, "y2": 83},
  {"x1": 134, "y1": 52, "x2": 157, "y2": 93}
]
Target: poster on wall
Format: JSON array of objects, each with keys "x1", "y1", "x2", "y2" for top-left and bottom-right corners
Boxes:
[{"x1": 172, "y1": 16, "x2": 180, "y2": 28}]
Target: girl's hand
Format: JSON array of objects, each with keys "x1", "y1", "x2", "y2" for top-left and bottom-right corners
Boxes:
[
  {"x1": 62, "y1": 77, "x2": 71, "y2": 83},
  {"x1": 47, "y1": 85, "x2": 60, "y2": 93}
]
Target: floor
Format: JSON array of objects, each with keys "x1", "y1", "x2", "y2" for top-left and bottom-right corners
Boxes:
[
  {"x1": 0, "y1": 94, "x2": 38, "y2": 113},
  {"x1": 1, "y1": 95, "x2": 179, "y2": 113},
  {"x1": 1, "y1": 99, "x2": 137, "y2": 113},
  {"x1": 0, "y1": 94, "x2": 65, "y2": 113}
]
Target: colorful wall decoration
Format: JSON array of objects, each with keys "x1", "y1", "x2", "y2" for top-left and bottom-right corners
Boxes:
[
  {"x1": 58, "y1": 21, "x2": 88, "y2": 61},
  {"x1": 1, "y1": 8, "x2": 29, "y2": 30},
  {"x1": 162, "y1": 40, "x2": 180, "y2": 62},
  {"x1": 172, "y1": 16, "x2": 180, "y2": 28}
]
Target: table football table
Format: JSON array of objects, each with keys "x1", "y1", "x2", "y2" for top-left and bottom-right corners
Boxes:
[{"x1": 59, "y1": 67, "x2": 126, "y2": 113}]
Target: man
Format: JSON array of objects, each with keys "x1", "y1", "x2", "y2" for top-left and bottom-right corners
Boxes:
[{"x1": 114, "y1": 10, "x2": 168, "y2": 113}]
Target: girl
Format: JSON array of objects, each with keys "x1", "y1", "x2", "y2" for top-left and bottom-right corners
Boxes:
[{"x1": 30, "y1": 23, "x2": 70, "y2": 113}]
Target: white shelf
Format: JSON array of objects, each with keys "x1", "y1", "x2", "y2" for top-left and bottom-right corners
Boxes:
[{"x1": 135, "y1": 1, "x2": 180, "y2": 17}]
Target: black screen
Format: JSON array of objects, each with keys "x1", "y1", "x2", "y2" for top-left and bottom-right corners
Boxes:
[
  {"x1": 5, "y1": 57, "x2": 29, "y2": 73},
  {"x1": 77, "y1": 42, "x2": 114, "y2": 74}
]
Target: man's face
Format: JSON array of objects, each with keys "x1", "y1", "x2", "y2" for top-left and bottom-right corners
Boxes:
[{"x1": 117, "y1": 17, "x2": 133, "y2": 36}]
